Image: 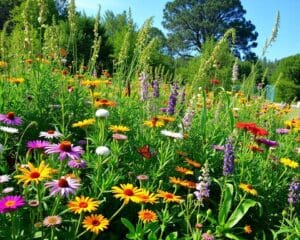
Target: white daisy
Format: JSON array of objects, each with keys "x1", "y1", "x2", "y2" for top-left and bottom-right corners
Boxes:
[
  {"x1": 39, "y1": 130, "x2": 63, "y2": 139},
  {"x1": 95, "y1": 146, "x2": 110, "y2": 156},
  {"x1": 161, "y1": 130, "x2": 184, "y2": 139},
  {"x1": 0, "y1": 126, "x2": 19, "y2": 134},
  {"x1": 95, "y1": 109, "x2": 109, "y2": 118},
  {"x1": 0, "y1": 174, "x2": 11, "y2": 183}
]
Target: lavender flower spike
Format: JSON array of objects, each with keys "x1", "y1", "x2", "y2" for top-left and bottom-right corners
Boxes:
[
  {"x1": 152, "y1": 79, "x2": 160, "y2": 98},
  {"x1": 162, "y1": 83, "x2": 179, "y2": 115},
  {"x1": 288, "y1": 179, "x2": 300, "y2": 205},
  {"x1": 223, "y1": 138, "x2": 234, "y2": 176},
  {"x1": 194, "y1": 162, "x2": 211, "y2": 205},
  {"x1": 139, "y1": 72, "x2": 148, "y2": 101}
]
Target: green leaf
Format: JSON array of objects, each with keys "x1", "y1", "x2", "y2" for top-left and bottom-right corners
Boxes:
[
  {"x1": 147, "y1": 232, "x2": 158, "y2": 240},
  {"x1": 218, "y1": 183, "x2": 234, "y2": 225},
  {"x1": 225, "y1": 232, "x2": 245, "y2": 240},
  {"x1": 165, "y1": 232, "x2": 178, "y2": 240},
  {"x1": 225, "y1": 199, "x2": 257, "y2": 228},
  {"x1": 121, "y1": 217, "x2": 136, "y2": 233}
]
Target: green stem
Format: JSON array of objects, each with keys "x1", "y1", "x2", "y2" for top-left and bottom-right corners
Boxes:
[
  {"x1": 74, "y1": 212, "x2": 84, "y2": 238},
  {"x1": 109, "y1": 201, "x2": 126, "y2": 221}
]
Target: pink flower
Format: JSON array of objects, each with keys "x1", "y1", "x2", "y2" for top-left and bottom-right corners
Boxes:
[
  {"x1": 0, "y1": 112, "x2": 22, "y2": 125},
  {"x1": 45, "y1": 176, "x2": 80, "y2": 197},
  {"x1": 45, "y1": 141, "x2": 83, "y2": 160},
  {"x1": 0, "y1": 195, "x2": 25, "y2": 213}
]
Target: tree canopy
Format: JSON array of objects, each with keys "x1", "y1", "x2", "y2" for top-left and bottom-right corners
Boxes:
[{"x1": 162, "y1": 0, "x2": 258, "y2": 59}]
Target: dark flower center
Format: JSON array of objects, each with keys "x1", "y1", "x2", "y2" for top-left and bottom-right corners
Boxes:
[
  {"x1": 92, "y1": 220, "x2": 100, "y2": 226},
  {"x1": 7, "y1": 112, "x2": 15, "y2": 120},
  {"x1": 124, "y1": 189, "x2": 134, "y2": 196},
  {"x1": 165, "y1": 193, "x2": 173, "y2": 199},
  {"x1": 30, "y1": 171, "x2": 40, "y2": 179},
  {"x1": 47, "y1": 130, "x2": 55, "y2": 134},
  {"x1": 247, "y1": 185, "x2": 253, "y2": 190},
  {"x1": 79, "y1": 202, "x2": 88, "y2": 208},
  {"x1": 58, "y1": 178, "x2": 69, "y2": 188},
  {"x1": 59, "y1": 141, "x2": 72, "y2": 152}
]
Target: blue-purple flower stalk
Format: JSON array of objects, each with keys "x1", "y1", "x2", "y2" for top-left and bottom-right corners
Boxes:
[
  {"x1": 194, "y1": 162, "x2": 211, "y2": 205},
  {"x1": 139, "y1": 72, "x2": 148, "y2": 101},
  {"x1": 182, "y1": 108, "x2": 195, "y2": 129},
  {"x1": 152, "y1": 79, "x2": 159, "y2": 98},
  {"x1": 162, "y1": 83, "x2": 179, "y2": 115},
  {"x1": 223, "y1": 138, "x2": 234, "y2": 176},
  {"x1": 288, "y1": 179, "x2": 300, "y2": 205}
]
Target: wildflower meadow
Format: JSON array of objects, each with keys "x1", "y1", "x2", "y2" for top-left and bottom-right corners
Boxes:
[{"x1": 0, "y1": 0, "x2": 299, "y2": 239}]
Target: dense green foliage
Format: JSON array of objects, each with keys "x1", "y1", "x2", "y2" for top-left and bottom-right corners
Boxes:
[{"x1": 162, "y1": 0, "x2": 258, "y2": 59}]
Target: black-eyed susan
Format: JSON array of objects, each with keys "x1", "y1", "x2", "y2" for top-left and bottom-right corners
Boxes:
[
  {"x1": 143, "y1": 118, "x2": 164, "y2": 128},
  {"x1": 14, "y1": 161, "x2": 53, "y2": 186},
  {"x1": 239, "y1": 183, "x2": 258, "y2": 196},
  {"x1": 95, "y1": 99, "x2": 116, "y2": 107},
  {"x1": 157, "y1": 190, "x2": 182, "y2": 203},
  {"x1": 280, "y1": 158, "x2": 299, "y2": 169},
  {"x1": 109, "y1": 125, "x2": 130, "y2": 133},
  {"x1": 67, "y1": 196, "x2": 100, "y2": 214},
  {"x1": 175, "y1": 166, "x2": 194, "y2": 175},
  {"x1": 138, "y1": 209, "x2": 158, "y2": 223},
  {"x1": 111, "y1": 184, "x2": 144, "y2": 204},
  {"x1": 72, "y1": 118, "x2": 96, "y2": 128},
  {"x1": 82, "y1": 214, "x2": 109, "y2": 234}
]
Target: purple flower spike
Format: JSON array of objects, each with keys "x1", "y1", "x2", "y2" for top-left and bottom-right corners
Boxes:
[
  {"x1": 194, "y1": 162, "x2": 211, "y2": 205},
  {"x1": 256, "y1": 138, "x2": 278, "y2": 148},
  {"x1": 223, "y1": 138, "x2": 234, "y2": 176},
  {"x1": 288, "y1": 180, "x2": 300, "y2": 205},
  {"x1": 0, "y1": 112, "x2": 22, "y2": 125}
]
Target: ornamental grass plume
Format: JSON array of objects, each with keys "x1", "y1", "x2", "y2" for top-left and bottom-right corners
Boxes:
[{"x1": 223, "y1": 138, "x2": 234, "y2": 176}]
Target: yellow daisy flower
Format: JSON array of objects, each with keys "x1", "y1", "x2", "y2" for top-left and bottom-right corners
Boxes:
[
  {"x1": 82, "y1": 214, "x2": 109, "y2": 234},
  {"x1": 72, "y1": 118, "x2": 96, "y2": 128},
  {"x1": 109, "y1": 125, "x2": 130, "y2": 133},
  {"x1": 137, "y1": 190, "x2": 159, "y2": 204},
  {"x1": 15, "y1": 161, "x2": 53, "y2": 186},
  {"x1": 280, "y1": 158, "x2": 299, "y2": 168},
  {"x1": 175, "y1": 166, "x2": 194, "y2": 175},
  {"x1": 239, "y1": 183, "x2": 258, "y2": 196},
  {"x1": 68, "y1": 196, "x2": 100, "y2": 214},
  {"x1": 143, "y1": 118, "x2": 165, "y2": 128},
  {"x1": 111, "y1": 184, "x2": 144, "y2": 204},
  {"x1": 156, "y1": 115, "x2": 175, "y2": 123},
  {"x1": 157, "y1": 190, "x2": 182, "y2": 203}
]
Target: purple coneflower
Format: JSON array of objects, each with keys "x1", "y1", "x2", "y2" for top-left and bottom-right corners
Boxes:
[
  {"x1": 288, "y1": 179, "x2": 300, "y2": 205},
  {"x1": 194, "y1": 162, "x2": 211, "y2": 204},
  {"x1": 223, "y1": 138, "x2": 234, "y2": 176},
  {"x1": 39, "y1": 130, "x2": 62, "y2": 139},
  {"x1": 27, "y1": 140, "x2": 50, "y2": 151},
  {"x1": 68, "y1": 159, "x2": 87, "y2": 169},
  {"x1": 256, "y1": 138, "x2": 278, "y2": 148},
  {"x1": 276, "y1": 128, "x2": 290, "y2": 134},
  {"x1": 0, "y1": 195, "x2": 25, "y2": 213},
  {"x1": 45, "y1": 141, "x2": 83, "y2": 160},
  {"x1": 45, "y1": 176, "x2": 80, "y2": 198},
  {"x1": 0, "y1": 112, "x2": 22, "y2": 125}
]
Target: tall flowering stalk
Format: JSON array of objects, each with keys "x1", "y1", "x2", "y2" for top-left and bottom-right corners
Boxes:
[
  {"x1": 152, "y1": 79, "x2": 160, "y2": 98},
  {"x1": 162, "y1": 83, "x2": 179, "y2": 115},
  {"x1": 182, "y1": 108, "x2": 195, "y2": 130},
  {"x1": 287, "y1": 179, "x2": 300, "y2": 205},
  {"x1": 194, "y1": 162, "x2": 211, "y2": 205},
  {"x1": 232, "y1": 60, "x2": 238, "y2": 83},
  {"x1": 223, "y1": 138, "x2": 234, "y2": 176},
  {"x1": 139, "y1": 72, "x2": 148, "y2": 101}
]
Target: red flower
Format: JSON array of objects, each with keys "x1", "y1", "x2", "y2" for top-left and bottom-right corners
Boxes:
[
  {"x1": 236, "y1": 122, "x2": 257, "y2": 130},
  {"x1": 248, "y1": 127, "x2": 268, "y2": 136},
  {"x1": 210, "y1": 78, "x2": 220, "y2": 84}
]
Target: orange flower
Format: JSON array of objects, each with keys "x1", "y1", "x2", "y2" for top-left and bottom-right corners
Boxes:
[
  {"x1": 244, "y1": 225, "x2": 252, "y2": 234},
  {"x1": 157, "y1": 190, "x2": 182, "y2": 203},
  {"x1": 184, "y1": 158, "x2": 201, "y2": 168},
  {"x1": 239, "y1": 183, "x2": 258, "y2": 196},
  {"x1": 175, "y1": 166, "x2": 194, "y2": 175},
  {"x1": 169, "y1": 177, "x2": 196, "y2": 189},
  {"x1": 138, "y1": 209, "x2": 158, "y2": 223},
  {"x1": 111, "y1": 184, "x2": 144, "y2": 204},
  {"x1": 137, "y1": 190, "x2": 159, "y2": 204},
  {"x1": 95, "y1": 99, "x2": 116, "y2": 107}
]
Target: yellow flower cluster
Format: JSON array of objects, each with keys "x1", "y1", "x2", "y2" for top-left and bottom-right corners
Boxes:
[{"x1": 280, "y1": 158, "x2": 299, "y2": 169}]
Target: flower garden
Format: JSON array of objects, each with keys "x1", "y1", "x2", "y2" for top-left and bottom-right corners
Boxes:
[{"x1": 0, "y1": 1, "x2": 300, "y2": 240}]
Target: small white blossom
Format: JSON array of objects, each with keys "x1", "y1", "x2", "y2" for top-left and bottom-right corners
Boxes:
[
  {"x1": 0, "y1": 174, "x2": 11, "y2": 183},
  {"x1": 161, "y1": 130, "x2": 183, "y2": 139},
  {"x1": 95, "y1": 109, "x2": 109, "y2": 118},
  {"x1": 0, "y1": 126, "x2": 19, "y2": 134},
  {"x1": 95, "y1": 146, "x2": 110, "y2": 156}
]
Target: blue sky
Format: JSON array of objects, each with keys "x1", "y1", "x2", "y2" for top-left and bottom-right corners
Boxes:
[{"x1": 75, "y1": 0, "x2": 300, "y2": 61}]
